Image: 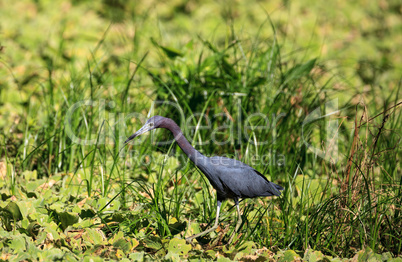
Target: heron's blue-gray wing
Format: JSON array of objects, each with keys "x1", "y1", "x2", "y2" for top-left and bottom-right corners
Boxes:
[{"x1": 209, "y1": 156, "x2": 283, "y2": 198}]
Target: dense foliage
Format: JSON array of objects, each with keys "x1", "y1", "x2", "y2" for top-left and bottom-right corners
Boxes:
[{"x1": 0, "y1": 0, "x2": 401, "y2": 261}]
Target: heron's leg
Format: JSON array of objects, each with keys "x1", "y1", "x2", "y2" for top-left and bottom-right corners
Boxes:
[
  {"x1": 227, "y1": 198, "x2": 242, "y2": 244},
  {"x1": 186, "y1": 200, "x2": 222, "y2": 243}
]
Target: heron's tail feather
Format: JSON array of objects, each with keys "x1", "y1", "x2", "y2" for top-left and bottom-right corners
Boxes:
[
  {"x1": 275, "y1": 184, "x2": 284, "y2": 191},
  {"x1": 268, "y1": 182, "x2": 283, "y2": 196}
]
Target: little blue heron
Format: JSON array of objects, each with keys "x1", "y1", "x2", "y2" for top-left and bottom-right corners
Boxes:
[{"x1": 125, "y1": 115, "x2": 283, "y2": 243}]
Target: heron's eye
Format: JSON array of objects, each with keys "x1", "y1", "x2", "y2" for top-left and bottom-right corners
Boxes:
[{"x1": 149, "y1": 122, "x2": 154, "y2": 127}]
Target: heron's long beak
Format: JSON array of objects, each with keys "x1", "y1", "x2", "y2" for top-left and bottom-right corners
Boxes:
[{"x1": 124, "y1": 123, "x2": 154, "y2": 144}]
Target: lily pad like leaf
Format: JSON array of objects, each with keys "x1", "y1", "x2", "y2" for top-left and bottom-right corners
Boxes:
[
  {"x1": 143, "y1": 236, "x2": 163, "y2": 250},
  {"x1": 278, "y1": 250, "x2": 302, "y2": 262},
  {"x1": 168, "y1": 238, "x2": 191, "y2": 256},
  {"x1": 5, "y1": 202, "x2": 23, "y2": 221},
  {"x1": 58, "y1": 211, "x2": 79, "y2": 230}
]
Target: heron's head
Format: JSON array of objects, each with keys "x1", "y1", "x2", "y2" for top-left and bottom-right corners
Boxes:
[{"x1": 125, "y1": 115, "x2": 166, "y2": 144}]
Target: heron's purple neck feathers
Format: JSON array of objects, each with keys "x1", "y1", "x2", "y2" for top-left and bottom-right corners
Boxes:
[{"x1": 161, "y1": 118, "x2": 205, "y2": 165}]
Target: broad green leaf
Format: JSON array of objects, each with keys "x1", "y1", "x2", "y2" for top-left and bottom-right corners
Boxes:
[
  {"x1": 131, "y1": 238, "x2": 140, "y2": 250},
  {"x1": 16, "y1": 199, "x2": 35, "y2": 218},
  {"x1": 37, "y1": 248, "x2": 68, "y2": 261},
  {"x1": 206, "y1": 249, "x2": 217, "y2": 259},
  {"x1": 82, "y1": 256, "x2": 104, "y2": 262},
  {"x1": 22, "y1": 170, "x2": 37, "y2": 181},
  {"x1": 216, "y1": 257, "x2": 232, "y2": 262},
  {"x1": 59, "y1": 211, "x2": 79, "y2": 230},
  {"x1": 304, "y1": 249, "x2": 326, "y2": 262},
  {"x1": 129, "y1": 251, "x2": 144, "y2": 261},
  {"x1": 237, "y1": 241, "x2": 257, "y2": 254},
  {"x1": 168, "y1": 238, "x2": 191, "y2": 255},
  {"x1": 5, "y1": 202, "x2": 23, "y2": 221},
  {"x1": 83, "y1": 228, "x2": 106, "y2": 246},
  {"x1": 277, "y1": 250, "x2": 302, "y2": 262},
  {"x1": 353, "y1": 248, "x2": 383, "y2": 262},
  {"x1": 9, "y1": 235, "x2": 27, "y2": 253},
  {"x1": 143, "y1": 236, "x2": 163, "y2": 250},
  {"x1": 43, "y1": 221, "x2": 61, "y2": 241},
  {"x1": 186, "y1": 222, "x2": 201, "y2": 237},
  {"x1": 113, "y1": 238, "x2": 131, "y2": 253},
  {"x1": 109, "y1": 230, "x2": 125, "y2": 244},
  {"x1": 165, "y1": 252, "x2": 181, "y2": 260}
]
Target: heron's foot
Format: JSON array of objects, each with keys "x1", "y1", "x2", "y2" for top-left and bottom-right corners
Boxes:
[
  {"x1": 210, "y1": 235, "x2": 221, "y2": 247},
  {"x1": 227, "y1": 233, "x2": 242, "y2": 246},
  {"x1": 227, "y1": 217, "x2": 242, "y2": 245},
  {"x1": 227, "y1": 232, "x2": 236, "y2": 245},
  {"x1": 185, "y1": 235, "x2": 197, "y2": 245},
  {"x1": 185, "y1": 225, "x2": 218, "y2": 244},
  {"x1": 185, "y1": 237, "x2": 194, "y2": 245}
]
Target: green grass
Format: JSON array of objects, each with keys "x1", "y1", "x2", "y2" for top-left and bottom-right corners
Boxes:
[{"x1": 0, "y1": 0, "x2": 401, "y2": 261}]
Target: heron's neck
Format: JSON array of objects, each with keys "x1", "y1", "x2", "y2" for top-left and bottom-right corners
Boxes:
[{"x1": 162, "y1": 119, "x2": 205, "y2": 165}]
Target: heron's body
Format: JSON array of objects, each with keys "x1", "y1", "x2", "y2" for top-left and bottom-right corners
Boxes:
[
  {"x1": 197, "y1": 156, "x2": 282, "y2": 200},
  {"x1": 125, "y1": 115, "x2": 283, "y2": 243}
]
